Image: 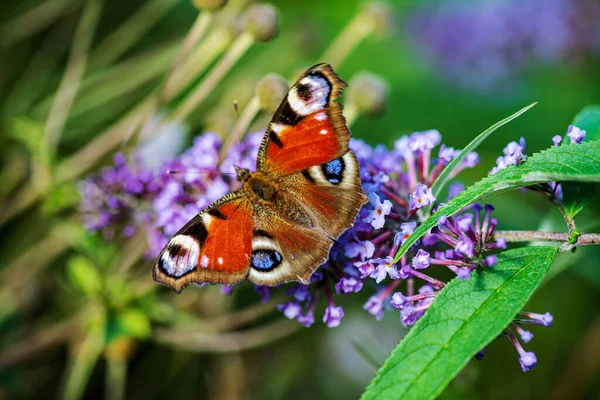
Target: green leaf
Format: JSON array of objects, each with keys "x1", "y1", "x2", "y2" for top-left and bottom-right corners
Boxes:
[
  {"x1": 573, "y1": 105, "x2": 600, "y2": 141},
  {"x1": 41, "y1": 183, "x2": 82, "y2": 216},
  {"x1": 558, "y1": 106, "x2": 600, "y2": 221},
  {"x1": 431, "y1": 102, "x2": 537, "y2": 201},
  {"x1": 363, "y1": 246, "x2": 557, "y2": 400},
  {"x1": 395, "y1": 140, "x2": 600, "y2": 262},
  {"x1": 560, "y1": 181, "x2": 595, "y2": 222},
  {"x1": 113, "y1": 309, "x2": 152, "y2": 340},
  {"x1": 67, "y1": 255, "x2": 103, "y2": 298}
]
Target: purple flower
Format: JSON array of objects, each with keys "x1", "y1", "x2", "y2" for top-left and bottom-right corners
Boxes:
[
  {"x1": 409, "y1": 130, "x2": 441, "y2": 152},
  {"x1": 289, "y1": 285, "x2": 311, "y2": 302},
  {"x1": 484, "y1": 255, "x2": 498, "y2": 266},
  {"x1": 409, "y1": 184, "x2": 436, "y2": 210},
  {"x1": 344, "y1": 240, "x2": 375, "y2": 261},
  {"x1": 390, "y1": 292, "x2": 407, "y2": 308},
  {"x1": 438, "y1": 144, "x2": 459, "y2": 163},
  {"x1": 399, "y1": 222, "x2": 417, "y2": 244},
  {"x1": 412, "y1": 249, "x2": 430, "y2": 269},
  {"x1": 364, "y1": 193, "x2": 393, "y2": 229},
  {"x1": 519, "y1": 352, "x2": 537, "y2": 372},
  {"x1": 552, "y1": 135, "x2": 562, "y2": 146},
  {"x1": 567, "y1": 125, "x2": 586, "y2": 144},
  {"x1": 406, "y1": 0, "x2": 600, "y2": 92},
  {"x1": 447, "y1": 182, "x2": 465, "y2": 200},
  {"x1": 371, "y1": 256, "x2": 400, "y2": 283},
  {"x1": 255, "y1": 285, "x2": 272, "y2": 303},
  {"x1": 461, "y1": 152, "x2": 480, "y2": 168},
  {"x1": 364, "y1": 296, "x2": 384, "y2": 320},
  {"x1": 400, "y1": 305, "x2": 423, "y2": 327},
  {"x1": 323, "y1": 304, "x2": 344, "y2": 328},
  {"x1": 354, "y1": 259, "x2": 375, "y2": 279},
  {"x1": 455, "y1": 235, "x2": 475, "y2": 258},
  {"x1": 335, "y1": 277, "x2": 363, "y2": 294},
  {"x1": 297, "y1": 311, "x2": 315, "y2": 327},
  {"x1": 278, "y1": 302, "x2": 302, "y2": 320}
]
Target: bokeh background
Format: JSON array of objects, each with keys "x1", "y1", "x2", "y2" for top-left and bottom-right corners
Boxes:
[{"x1": 1, "y1": 0, "x2": 599, "y2": 399}]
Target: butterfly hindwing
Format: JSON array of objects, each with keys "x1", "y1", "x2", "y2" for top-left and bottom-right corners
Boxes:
[
  {"x1": 257, "y1": 64, "x2": 350, "y2": 175},
  {"x1": 248, "y1": 193, "x2": 332, "y2": 285},
  {"x1": 153, "y1": 193, "x2": 253, "y2": 292},
  {"x1": 279, "y1": 150, "x2": 367, "y2": 239}
]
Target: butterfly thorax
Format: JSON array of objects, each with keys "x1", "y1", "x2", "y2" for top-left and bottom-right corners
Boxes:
[{"x1": 237, "y1": 168, "x2": 277, "y2": 201}]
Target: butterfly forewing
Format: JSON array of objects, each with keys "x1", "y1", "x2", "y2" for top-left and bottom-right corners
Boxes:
[
  {"x1": 257, "y1": 64, "x2": 351, "y2": 175},
  {"x1": 153, "y1": 193, "x2": 253, "y2": 292}
]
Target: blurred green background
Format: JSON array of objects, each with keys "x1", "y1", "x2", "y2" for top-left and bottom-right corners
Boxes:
[{"x1": 1, "y1": 0, "x2": 599, "y2": 398}]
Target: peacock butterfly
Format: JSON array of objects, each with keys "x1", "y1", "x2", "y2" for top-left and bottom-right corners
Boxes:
[{"x1": 153, "y1": 64, "x2": 368, "y2": 292}]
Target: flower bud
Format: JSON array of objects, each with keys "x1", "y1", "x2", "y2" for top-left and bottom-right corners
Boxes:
[
  {"x1": 347, "y1": 72, "x2": 388, "y2": 117},
  {"x1": 255, "y1": 73, "x2": 289, "y2": 113},
  {"x1": 362, "y1": 1, "x2": 393, "y2": 37},
  {"x1": 241, "y1": 3, "x2": 279, "y2": 42},
  {"x1": 192, "y1": 0, "x2": 227, "y2": 11}
]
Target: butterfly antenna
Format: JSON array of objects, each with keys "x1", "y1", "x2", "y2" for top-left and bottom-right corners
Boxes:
[
  {"x1": 166, "y1": 169, "x2": 236, "y2": 177},
  {"x1": 218, "y1": 98, "x2": 260, "y2": 162}
]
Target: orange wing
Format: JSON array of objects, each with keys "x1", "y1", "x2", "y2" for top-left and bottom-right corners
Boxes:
[
  {"x1": 257, "y1": 64, "x2": 350, "y2": 176},
  {"x1": 152, "y1": 193, "x2": 253, "y2": 292}
]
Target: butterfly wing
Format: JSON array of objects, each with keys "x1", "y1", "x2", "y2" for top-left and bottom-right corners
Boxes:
[
  {"x1": 247, "y1": 192, "x2": 333, "y2": 285},
  {"x1": 278, "y1": 150, "x2": 367, "y2": 239},
  {"x1": 245, "y1": 64, "x2": 367, "y2": 284},
  {"x1": 257, "y1": 63, "x2": 350, "y2": 175},
  {"x1": 153, "y1": 192, "x2": 253, "y2": 292}
]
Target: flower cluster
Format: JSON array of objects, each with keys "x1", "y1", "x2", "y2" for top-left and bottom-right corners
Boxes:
[
  {"x1": 80, "y1": 131, "x2": 263, "y2": 256},
  {"x1": 490, "y1": 124, "x2": 587, "y2": 204},
  {"x1": 80, "y1": 125, "x2": 563, "y2": 371},
  {"x1": 274, "y1": 129, "x2": 486, "y2": 330},
  {"x1": 406, "y1": 0, "x2": 600, "y2": 91}
]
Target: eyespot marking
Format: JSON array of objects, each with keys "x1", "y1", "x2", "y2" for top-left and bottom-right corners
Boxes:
[
  {"x1": 287, "y1": 75, "x2": 330, "y2": 116},
  {"x1": 251, "y1": 249, "x2": 283, "y2": 272},
  {"x1": 159, "y1": 235, "x2": 200, "y2": 277},
  {"x1": 322, "y1": 158, "x2": 345, "y2": 184}
]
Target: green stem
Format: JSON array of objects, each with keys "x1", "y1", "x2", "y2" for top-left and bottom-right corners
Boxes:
[
  {"x1": 318, "y1": 11, "x2": 376, "y2": 68},
  {"x1": 45, "y1": 0, "x2": 103, "y2": 152},
  {"x1": 160, "y1": 11, "x2": 214, "y2": 102},
  {"x1": 170, "y1": 32, "x2": 255, "y2": 121},
  {"x1": 105, "y1": 356, "x2": 127, "y2": 400},
  {"x1": 88, "y1": 0, "x2": 178, "y2": 70},
  {"x1": 153, "y1": 319, "x2": 300, "y2": 353},
  {"x1": 61, "y1": 310, "x2": 106, "y2": 400},
  {"x1": 0, "y1": 0, "x2": 78, "y2": 47},
  {"x1": 495, "y1": 230, "x2": 600, "y2": 246}
]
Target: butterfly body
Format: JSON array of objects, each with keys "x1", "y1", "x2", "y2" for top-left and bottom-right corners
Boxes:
[{"x1": 153, "y1": 64, "x2": 367, "y2": 292}]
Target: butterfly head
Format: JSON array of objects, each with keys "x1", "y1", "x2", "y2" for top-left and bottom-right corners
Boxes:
[{"x1": 235, "y1": 165, "x2": 251, "y2": 183}]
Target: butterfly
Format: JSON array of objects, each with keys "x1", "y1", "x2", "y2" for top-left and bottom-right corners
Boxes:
[{"x1": 153, "y1": 64, "x2": 368, "y2": 292}]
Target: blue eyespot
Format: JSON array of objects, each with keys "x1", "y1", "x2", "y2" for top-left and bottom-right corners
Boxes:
[
  {"x1": 322, "y1": 158, "x2": 345, "y2": 184},
  {"x1": 251, "y1": 250, "x2": 282, "y2": 271}
]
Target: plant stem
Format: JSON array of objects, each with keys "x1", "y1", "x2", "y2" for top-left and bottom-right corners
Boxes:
[
  {"x1": 170, "y1": 32, "x2": 255, "y2": 121},
  {"x1": 153, "y1": 319, "x2": 300, "y2": 353},
  {"x1": 160, "y1": 11, "x2": 214, "y2": 102},
  {"x1": 88, "y1": 0, "x2": 178, "y2": 70},
  {"x1": 105, "y1": 355, "x2": 127, "y2": 400},
  {"x1": 45, "y1": 0, "x2": 103, "y2": 153},
  {"x1": 319, "y1": 10, "x2": 376, "y2": 68},
  {"x1": 495, "y1": 230, "x2": 600, "y2": 246},
  {"x1": 0, "y1": 315, "x2": 80, "y2": 369},
  {"x1": 0, "y1": 0, "x2": 78, "y2": 47}
]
